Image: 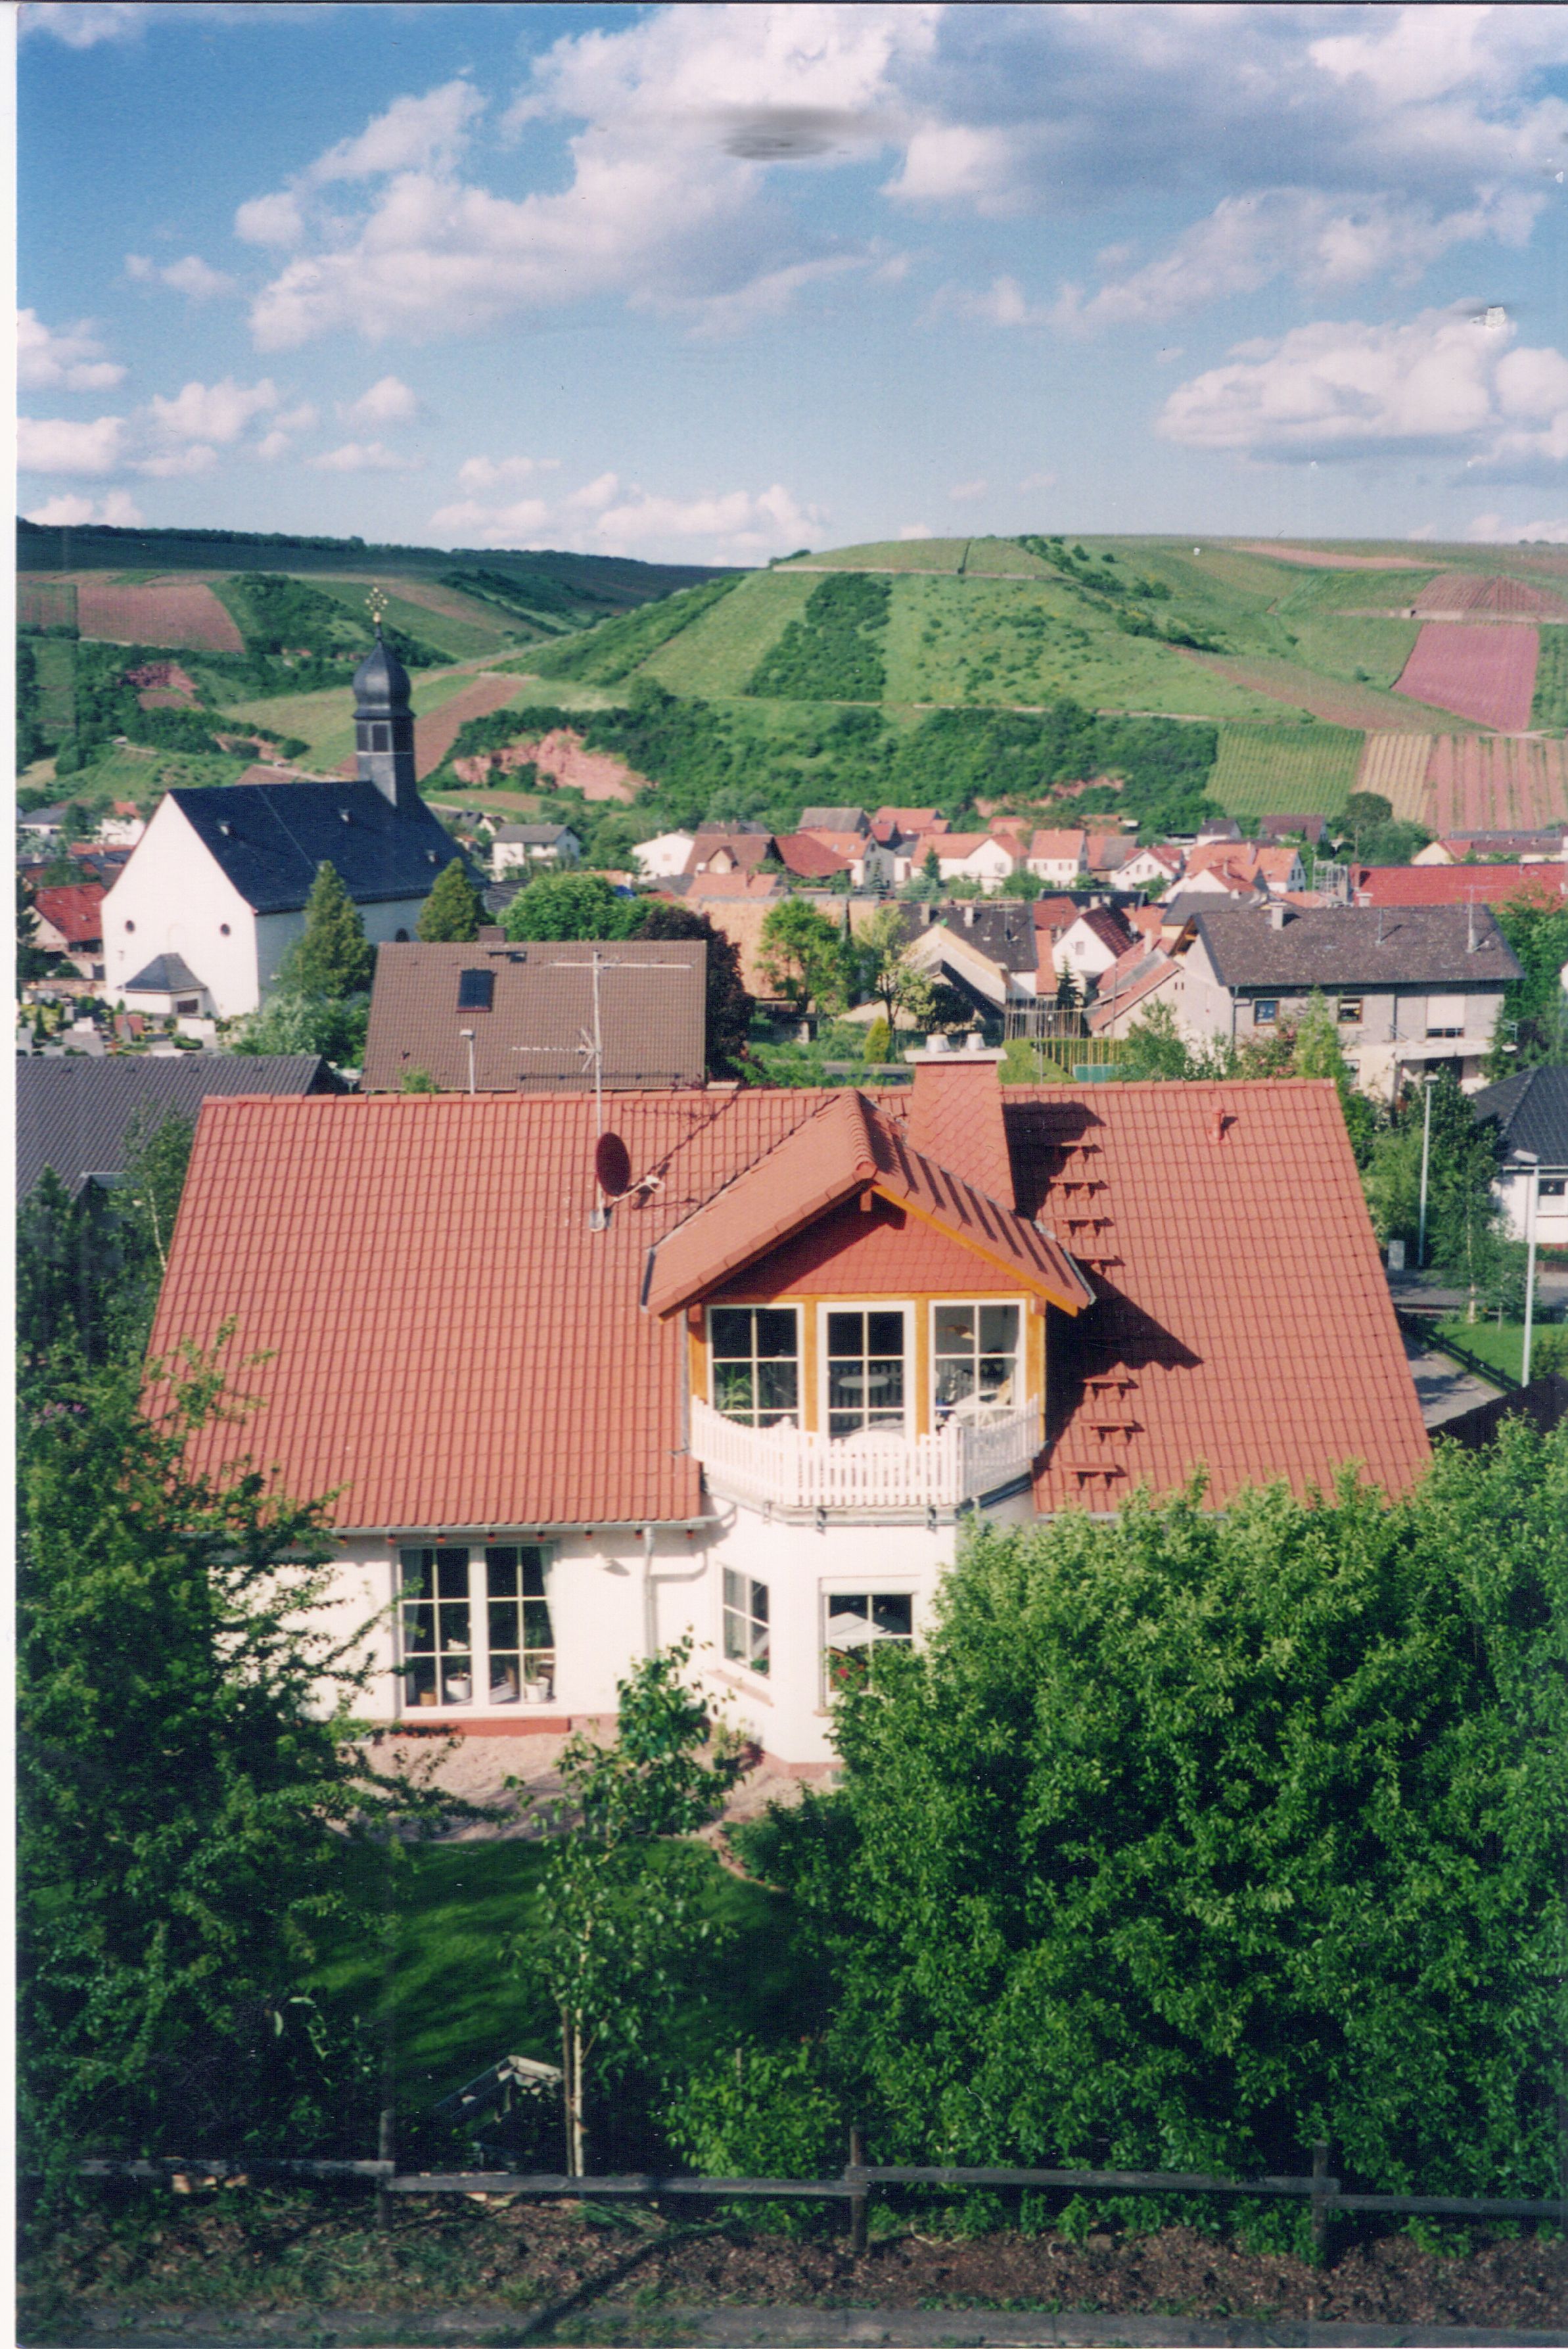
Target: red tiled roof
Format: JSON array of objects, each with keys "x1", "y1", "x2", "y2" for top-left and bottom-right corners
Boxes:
[
  {"x1": 799, "y1": 829, "x2": 872, "y2": 860},
  {"x1": 33, "y1": 882, "x2": 106, "y2": 946},
  {"x1": 1352, "y1": 862, "x2": 1568, "y2": 908},
  {"x1": 1028, "y1": 829, "x2": 1088, "y2": 860},
  {"x1": 908, "y1": 1055, "x2": 1012, "y2": 1197},
  {"x1": 645, "y1": 1088, "x2": 1090, "y2": 1320},
  {"x1": 1065, "y1": 905, "x2": 1136, "y2": 956},
  {"x1": 1032, "y1": 895, "x2": 1084, "y2": 933},
  {"x1": 151, "y1": 1073, "x2": 1428, "y2": 1534},
  {"x1": 1010, "y1": 1081, "x2": 1429, "y2": 1506}
]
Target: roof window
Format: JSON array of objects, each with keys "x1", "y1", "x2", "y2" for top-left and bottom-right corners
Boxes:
[{"x1": 457, "y1": 967, "x2": 494, "y2": 1012}]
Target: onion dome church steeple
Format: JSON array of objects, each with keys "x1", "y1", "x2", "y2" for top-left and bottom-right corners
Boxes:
[{"x1": 352, "y1": 606, "x2": 419, "y2": 813}]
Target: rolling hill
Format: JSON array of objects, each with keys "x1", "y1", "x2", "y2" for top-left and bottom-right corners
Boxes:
[{"x1": 18, "y1": 526, "x2": 1568, "y2": 843}]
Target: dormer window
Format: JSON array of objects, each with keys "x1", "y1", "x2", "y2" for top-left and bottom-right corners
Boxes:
[
  {"x1": 933, "y1": 1304, "x2": 1021, "y2": 1422},
  {"x1": 457, "y1": 967, "x2": 494, "y2": 1012},
  {"x1": 710, "y1": 1307, "x2": 799, "y2": 1427}
]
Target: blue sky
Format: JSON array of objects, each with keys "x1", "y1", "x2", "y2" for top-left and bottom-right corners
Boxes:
[{"x1": 18, "y1": 1, "x2": 1568, "y2": 563}]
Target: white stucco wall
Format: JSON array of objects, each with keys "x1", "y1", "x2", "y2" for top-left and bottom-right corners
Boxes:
[
  {"x1": 1495, "y1": 1169, "x2": 1568, "y2": 1245},
  {"x1": 313, "y1": 1490, "x2": 1039, "y2": 1769},
  {"x1": 101, "y1": 799, "x2": 262, "y2": 1018}
]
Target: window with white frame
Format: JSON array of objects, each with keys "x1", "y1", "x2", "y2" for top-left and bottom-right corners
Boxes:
[
  {"x1": 823, "y1": 1592, "x2": 913, "y2": 1696},
  {"x1": 932, "y1": 1303, "x2": 1022, "y2": 1423},
  {"x1": 398, "y1": 1545, "x2": 553, "y2": 1709},
  {"x1": 709, "y1": 1306, "x2": 800, "y2": 1426},
  {"x1": 825, "y1": 1307, "x2": 907, "y2": 1439},
  {"x1": 722, "y1": 1569, "x2": 770, "y2": 1677}
]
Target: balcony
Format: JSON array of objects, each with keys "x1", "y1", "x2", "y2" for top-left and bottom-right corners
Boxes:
[{"x1": 690, "y1": 1394, "x2": 1042, "y2": 1520}]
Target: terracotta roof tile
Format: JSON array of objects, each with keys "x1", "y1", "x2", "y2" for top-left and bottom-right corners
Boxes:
[
  {"x1": 1352, "y1": 862, "x2": 1568, "y2": 908},
  {"x1": 907, "y1": 1056, "x2": 1013, "y2": 1198},
  {"x1": 32, "y1": 882, "x2": 106, "y2": 946}
]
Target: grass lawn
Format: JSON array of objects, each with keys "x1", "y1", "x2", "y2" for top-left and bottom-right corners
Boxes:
[
  {"x1": 640, "y1": 567, "x2": 816, "y2": 697},
  {"x1": 310, "y1": 1837, "x2": 814, "y2": 2114},
  {"x1": 308, "y1": 577, "x2": 515, "y2": 664},
  {"x1": 72, "y1": 745, "x2": 250, "y2": 802},
  {"x1": 33, "y1": 636, "x2": 76, "y2": 737},
  {"x1": 1433, "y1": 1313, "x2": 1563, "y2": 1385},
  {"x1": 216, "y1": 666, "x2": 488, "y2": 769}
]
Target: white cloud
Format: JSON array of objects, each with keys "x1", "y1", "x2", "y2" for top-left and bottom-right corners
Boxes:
[
  {"x1": 309, "y1": 440, "x2": 418, "y2": 472},
  {"x1": 457, "y1": 454, "x2": 558, "y2": 491},
  {"x1": 147, "y1": 375, "x2": 279, "y2": 444},
  {"x1": 25, "y1": 490, "x2": 145, "y2": 527},
  {"x1": 20, "y1": 3, "x2": 144, "y2": 46},
  {"x1": 432, "y1": 467, "x2": 822, "y2": 559},
  {"x1": 1159, "y1": 303, "x2": 1568, "y2": 471},
  {"x1": 16, "y1": 310, "x2": 126, "y2": 392},
  {"x1": 898, "y1": 522, "x2": 933, "y2": 539},
  {"x1": 126, "y1": 251, "x2": 237, "y2": 299},
  {"x1": 235, "y1": 189, "x2": 308, "y2": 249},
  {"x1": 949, "y1": 477, "x2": 988, "y2": 502},
  {"x1": 18, "y1": 414, "x2": 128, "y2": 474},
  {"x1": 135, "y1": 444, "x2": 219, "y2": 478},
  {"x1": 339, "y1": 373, "x2": 421, "y2": 427},
  {"x1": 928, "y1": 273, "x2": 1042, "y2": 328},
  {"x1": 244, "y1": 12, "x2": 936, "y2": 348},
  {"x1": 253, "y1": 401, "x2": 319, "y2": 462},
  {"x1": 430, "y1": 494, "x2": 551, "y2": 540},
  {"x1": 1051, "y1": 186, "x2": 1540, "y2": 335},
  {"x1": 1466, "y1": 511, "x2": 1568, "y2": 542}
]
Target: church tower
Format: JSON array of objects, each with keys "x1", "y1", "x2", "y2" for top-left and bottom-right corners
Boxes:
[{"x1": 352, "y1": 620, "x2": 419, "y2": 814}]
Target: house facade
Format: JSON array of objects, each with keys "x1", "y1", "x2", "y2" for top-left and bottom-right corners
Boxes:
[
  {"x1": 1182, "y1": 904, "x2": 1522, "y2": 1096},
  {"x1": 1470, "y1": 1068, "x2": 1568, "y2": 1248},
  {"x1": 152, "y1": 1054, "x2": 1429, "y2": 1769},
  {"x1": 493, "y1": 824, "x2": 582, "y2": 874},
  {"x1": 99, "y1": 634, "x2": 467, "y2": 1020}
]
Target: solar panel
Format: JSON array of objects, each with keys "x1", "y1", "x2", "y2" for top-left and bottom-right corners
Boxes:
[{"x1": 457, "y1": 968, "x2": 494, "y2": 1011}]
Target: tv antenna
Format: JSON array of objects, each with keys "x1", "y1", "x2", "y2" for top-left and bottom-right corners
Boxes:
[{"x1": 547, "y1": 949, "x2": 690, "y2": 1228}]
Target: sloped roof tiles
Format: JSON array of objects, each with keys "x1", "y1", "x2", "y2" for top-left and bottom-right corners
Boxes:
[{"x1": 164, "y1": 782, "x2": 468, "y2": 915}]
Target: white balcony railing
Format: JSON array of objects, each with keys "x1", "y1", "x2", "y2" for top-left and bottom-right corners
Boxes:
[{"x1": 690, "y1": 1394, "x2": 1042, "y2": 1516}]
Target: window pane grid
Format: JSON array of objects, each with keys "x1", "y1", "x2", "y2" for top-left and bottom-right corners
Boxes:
[
  {"x1": 826, "y1": 1308, "x2": 906, "y2": 1439},
  {"x1": 933, "y1": 1303, "x2": 1021, "y2": 1420},
  {"x1": 722, "y1": 1568, "x2": 770, "y2": 1677},
  {"x1": 824, "y1": 1591, "x2": 913, "y2": 1696},
  {"x1": 398, "y1": 1544, "x2": 553, "y2": 1709},
  {"x1": 710, "y1": 1307, "x2": 799, "y2": 1427}
]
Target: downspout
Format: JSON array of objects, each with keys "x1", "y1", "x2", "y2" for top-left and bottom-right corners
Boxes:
[{"x1": 641, "y1": 1521, "x2": 710, "y2": 1658}]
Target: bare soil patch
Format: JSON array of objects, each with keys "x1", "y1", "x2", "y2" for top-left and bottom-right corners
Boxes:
[
  {"x1": 413, "y1": 678, "x2": 528, "y2": 779},
  {"x1": 76, "y1": 578, "x2": 242, "y2": 653},
  {"x1": 22, "y1": 2200, "x2": 1565, "y2": 2334},
  {"x1": 453, "y1": 727, "x2": 649, "y2": 802}
]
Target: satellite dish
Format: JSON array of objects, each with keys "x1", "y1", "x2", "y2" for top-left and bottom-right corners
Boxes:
[{"x1": 595, "y1": 1131, "x2": 632, "y2": 1199}]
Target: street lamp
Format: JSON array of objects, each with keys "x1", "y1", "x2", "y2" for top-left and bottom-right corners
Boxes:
[
  {"x1": 459, "y1": 1027, "x2": 476, "y2": 1097},
  {"x1": 1417, "y1": 1072, "x2": 1441, "y2": 1269},
  {"x1": 1516, "y1": 1150, "x2": 1540, "y2": 1386}
]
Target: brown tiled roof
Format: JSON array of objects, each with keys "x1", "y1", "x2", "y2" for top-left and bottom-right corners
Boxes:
[
  {"x1": 1194, "y1": 902, "x2": 1523, "y2": 988},
  {"x1": 1009, "y1": 1081, "x2": 1431, "y2": 1505},
  {"x1": 150, "y1": 1074, "x2": 1427, "y2": 1533},
  {"x1": 1352, "y1": 863, "x2": 1568, "y2": 909},
  {"x1": 645, "y1": 1088, "x2": 1091, "y2": 1320},
  {"x1": 685, "y1": 833, "x2": 777, "y2": 875},
  {"x1": 32, "y1": 882, "x2": 106, "y2": 946},
  {"x1": 775, "y1": 833, "x2": 852, "y2": 879},
  {"x1": 361, "y1": 937, "x2": 706, "y2": 1092}
]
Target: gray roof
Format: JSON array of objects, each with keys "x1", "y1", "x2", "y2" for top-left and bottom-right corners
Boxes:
[
  {"x1": 361, "y1": 935, "x2": 708, "y2": 1092},
  {"x1": 496, "y1": 824, "x2": 578, "y2": 845},
  {"x1": 168, "y1": 781, "x2": 469, "y2": 916},
  {"x1": 124, "y1": 953, "x2": 206, "y2": 994},
  {"x1": 17, "y1": 1053, "x2": 337, "y2": 1201},
  {"x1": 1193, "y1": 904, "x2": 1523, "y2": 990},
  {"x1": 798, "y1": 806, "x2": 869, "y2": 833},
  {"x1": 1470, "y1": 1067, "x2": 1568, "y2": 1167},
  {"x1": 900, "y1": 902, "x2": 1042, "y2": 976}
]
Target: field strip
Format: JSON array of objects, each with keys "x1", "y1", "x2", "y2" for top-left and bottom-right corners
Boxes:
[
  {"x1": 1356, "y1": 733, "x2": 1436, "y2": 824},
  {"x1": 415, "y1": 675, "x2": 530, "y2": 778}
]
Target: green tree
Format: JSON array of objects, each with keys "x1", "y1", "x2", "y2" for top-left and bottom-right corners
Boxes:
[
  {"x1": 856, "y1": 901, "x2": 938, "y2": 1033},
  {"x1": 739, "y1": 1427, "x2": 1567, "y2": 2200},
  {"x1": 626, "y1": 898, "x2": 755, "y2": 1075},
  {"x1": 510, "y1": 1640, "x2": 750, "y2": 2173},
  {"x1": 1120, "y1": 998, "x2": 1199, "y2": 1079},
  {"x1": 1487, "y1": 893, "x2": 1568, "y2": 1070},
  {"x1": 231, "y1": 990, "x2": 369, "y2": 1069},
  {"x1": 758, "y1": 898, "x2": 852, "y2": 1017},
  {"x1": 18, "y1": 1341, "x2": 442, "y2": 2191},
  {"x1": 1291, "y1": 992, "x2": 1377, "y2": 1166},
  {"x1": 281, "y1": 862, "x2": 375, "y2": 997},
  {"x1": 17, "y1": 876, "x2": 53, "y2": 982},
  {"x1": 17, "y1": 1172, "x2": 120, "y2": 1378},
  {"x1": 1364, "y1": 1073, "x2": 1504, "y2": 1299},
  {"x1": 417, "y1": 856, "x2": 482, "y2": 942},
  {"x1": 501, "y1": 869, "x2": 634, "y2": 942}
]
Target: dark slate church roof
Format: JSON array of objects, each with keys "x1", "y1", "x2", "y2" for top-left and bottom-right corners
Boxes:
[
  {"x1": 17, "y1": 1053, "x2": 338, "y2": 1202},
  {"x1": 124, "y1": 953, "x2": 207, "y2": 994},
  {"x1": 170, "y1": 781, "x2": 463, "y2": 916},
  {"x1": 351, "y1": 634, "x2": 412, "y2": 718}
]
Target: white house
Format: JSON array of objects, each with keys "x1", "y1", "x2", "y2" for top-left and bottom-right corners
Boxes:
[
  {"x1": 493, "y1": 823, "x2": 582, "y2": 874},
  {"x1": 1118, "y1": 842, "x2": 1185, "y2": 891},
  {"x1": 100, "y1": 636, "x2": 470, "y2": 1021},
  {"x1": 149, "y1": 1055, "x2": 1431, "y2": 1769},
  {"x1": 1469, "y1": 1069, "x2": 1568, "y2": 1250},
  {"x1": 1025, "y1": 829, "x2": 1090, "y2": 887},
  {"x1": 907, "y1": 833, "x2": 1019, "y2": 891},
  {"x1": 633, "y1": 831, "x2": 697, "y2": 881},
  {"x1": 1049, "y1": 906, "x2": 1137, "y2": 984}
]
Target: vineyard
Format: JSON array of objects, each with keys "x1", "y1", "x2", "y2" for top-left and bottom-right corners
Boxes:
[
  {"x1": 1354, "y1": 732, "x2": 1437, "y2": 824},
  {"x1": 1425, "y1": 735, "x2": 1568, "y2": 833},
  {"x1": 75, "y1": 576, "x2": 244, "y2": 653},
  {"x1": 1178, "y1": 646, "x2": 1459, "y2": 728},
  {"x1": 18, "y1": 576, "x2": 77, "y2": 630},
  {"x1": 1410, "y1": 572, "x2": 1568, "y2": 619},
  {"x1": 1529, "y1": 626, "x2": 1568, "y2": 731},
  {"x1": 1395, "y1": 624, "x2": 1539, "y2": 731},
  {"x1": 1209, "y1": 723, "x2": 1362, "y2": 814}
]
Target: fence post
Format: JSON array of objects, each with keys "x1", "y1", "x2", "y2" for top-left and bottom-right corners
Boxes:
[
  {"x1": 1310, "y1": 2139, "x2": 1331, "y2": 2266},
  {"x1": 377, "y1": 1886, "x2": 396, "y2": 2233},
  {"x1": 848, "y1": 2124, "x2": 868, "y2": 2257}
]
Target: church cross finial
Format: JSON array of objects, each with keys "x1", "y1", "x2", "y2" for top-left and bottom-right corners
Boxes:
[{"x1": 367, "y1": 588, "x2": 388, "y2": 636}]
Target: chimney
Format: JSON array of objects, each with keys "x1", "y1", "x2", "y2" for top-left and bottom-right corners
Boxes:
[
  {"x1": 904, "y1": 1041, "x2": 1012, "y2": 1201},
  {"x1": 963, "y1": 902, "x2": 977, "y2": 927},
  {"x1": 1267, "y1": 900, "x2": 1289, "y2": 930}
]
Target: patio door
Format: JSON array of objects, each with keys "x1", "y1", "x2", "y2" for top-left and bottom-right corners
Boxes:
[{"x1": 823, "y1": 1306, "x2": 908, "y2": 1440}]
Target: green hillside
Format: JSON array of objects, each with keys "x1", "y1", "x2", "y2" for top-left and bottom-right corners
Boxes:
[{"x1": 1211, "y1": 725, "x2": 1364, "y2": 816}]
